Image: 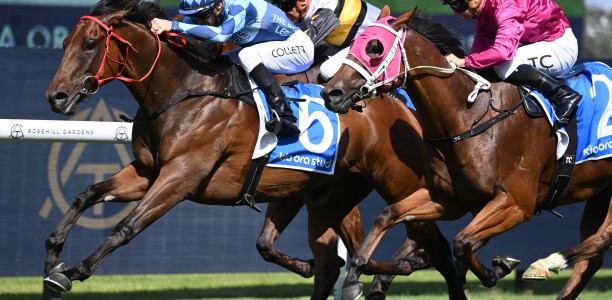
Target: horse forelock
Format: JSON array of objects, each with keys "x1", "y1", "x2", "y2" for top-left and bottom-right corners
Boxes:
[{"x1": 404, "y1": 12, "x2": 466, "y2": 58}]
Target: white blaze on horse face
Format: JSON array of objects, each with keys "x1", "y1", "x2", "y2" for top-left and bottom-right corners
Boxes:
[{"x1": 104, "y1": 195, "x2": 116, "y2": 202}]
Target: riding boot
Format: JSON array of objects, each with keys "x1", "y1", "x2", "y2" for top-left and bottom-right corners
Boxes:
[
  {"x1": 505, "y1": 64, "x2": 582, "y2": 124},
  {"x1": 249, "y1": 63, "x2": 300, "y2": 137}
]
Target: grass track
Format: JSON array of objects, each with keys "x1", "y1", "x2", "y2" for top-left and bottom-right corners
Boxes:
[{"x1": 1, "y1": 269, "x2": 611, "y2": 299}]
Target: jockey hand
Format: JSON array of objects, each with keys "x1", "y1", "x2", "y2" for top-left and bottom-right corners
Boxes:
[
  {"x1": 445, "y1": 53, "x2": 465, "y2": 68},
  {"x1": 150, "y1": 18, "x2": 172, "y2": 34}
]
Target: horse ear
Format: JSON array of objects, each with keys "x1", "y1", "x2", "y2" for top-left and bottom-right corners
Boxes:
[
  {"x1": 377, "y1": 5, "x2": 390, "y2": 20},
  {"x1": 392, "y1": 7, "x2": 417, "y2": 28},
  {"x1": 105, "y1": 10, "x2": 129, "y2": 26}
]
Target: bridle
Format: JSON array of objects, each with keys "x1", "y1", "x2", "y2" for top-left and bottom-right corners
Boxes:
[
  {"x1": 78, "y1": 15, "x2": 165, "y2": 95},
  {"x1": 343, "y1": 17, "x2": 490, "y2": 104},
  {"x1": 343, "y1": 17, "x2": 409, "y2": 99},
  {"x1": 341, "y1": 16, "x2": 532, "y2": 145}
]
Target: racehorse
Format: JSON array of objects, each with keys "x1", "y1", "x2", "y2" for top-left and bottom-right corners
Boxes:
[
  {"x1": 42, "y1": 1, "x2": 465, "y2": 298},
  {"x1": 321, "y1": 8, "x2": 612, "y2": 300}
]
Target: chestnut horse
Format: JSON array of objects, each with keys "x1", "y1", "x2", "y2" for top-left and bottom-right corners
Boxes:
[
  {"x1": 42, "y1": 1, "x2": 464, "y2": 298},
  {"x1": 321, "y1": 9, "x2": 612, "y2": 300}
]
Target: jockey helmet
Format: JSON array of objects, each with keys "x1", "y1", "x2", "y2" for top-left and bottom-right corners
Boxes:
[
  {"x1": 179, "y1": 0, "x2": 221, "y2": 15},
  {"x1": 441, "y1": 0, "x2": 469, "y2": 14},
  {"x1": 271, "y1": 0, "x2": 298, "y2": 12}
]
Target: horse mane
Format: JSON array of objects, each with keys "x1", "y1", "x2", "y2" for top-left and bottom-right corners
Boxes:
[
  {"x1": 90, "y1": 0, "x2": 167, "y2": 22},
  {"x1": 406, "y1": 12, "x2": 466, "y2": 58},
  {"x1": 89, "y1": 0, "x2": 220, "y2": 61}
]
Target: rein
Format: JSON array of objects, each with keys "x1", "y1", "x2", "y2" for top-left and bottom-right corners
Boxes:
[
  {"x1": 81, "y1": 15, "x2": 240, "y2": 119},
  {"x1": 80, "y1": 16, "x2": 163, "y2": 94},
  {"x1": 343, "y1": 19, "x2": 530, "y2": 143},
  {"x1": 344, "y1": 19, "x2": 490, "y2": 102}
]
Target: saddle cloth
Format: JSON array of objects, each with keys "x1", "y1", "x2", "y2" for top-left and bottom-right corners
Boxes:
[
  {"x1": 249, "y1": 79, "x2": 341, "y2": 175},
  {"x1": 528, "y1": 61, "x2": 612, "y2": 163}
]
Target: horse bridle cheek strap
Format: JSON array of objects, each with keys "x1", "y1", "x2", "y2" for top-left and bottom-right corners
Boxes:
[{"x1": 79, "y1": 16, "x2": 162, "y2": 93}]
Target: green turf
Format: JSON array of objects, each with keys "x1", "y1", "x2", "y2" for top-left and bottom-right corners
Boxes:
[
  {"x1": 157, "y1": 0, "x2": 583, "y2": 17},
  {"x1": 2, "y1": 269, "x2": 611, "y2": 299}
]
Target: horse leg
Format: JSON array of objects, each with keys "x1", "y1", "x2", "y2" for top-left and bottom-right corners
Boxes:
[
  {"x1": 342, "y1": 188, "x2": 467, "y2": 300},
  {"x1": 557, "y1": 195, "x2": 611, "y2": 300},
  {"x1": 407, "y1": 221, "x2": 469, "y2": 300},
  {"x1": 453, "y1": 192, "x2": 528, "y2": 288},
  {"x1": 307, "y1": 203, "x2": 351, "y2": 300},
  {"x1": 364, "y1": 235, "x2": 418, "y2": 300},
  {"x1": 43, "y1": 166, "x2": 186, "y2": 292},
  {"x1": 256, "y1": 199, "x2": 314, "y2": 277},
  {"x1": 364, "y1": 221, "x2": 468, "y2": 300},
  {"x1": 44, "y1": 161, "x2": 151, "y2": 276},
  {"x1": 521, "y1": 194, "x2": 611, "y2": 299}
]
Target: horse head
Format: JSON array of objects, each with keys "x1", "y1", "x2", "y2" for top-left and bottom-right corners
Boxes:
[
  {"x1": 321, "y1": 8, "x2": 467, "y2": 116},
  {"x1": 321, "y1": 7, "x2": 415, "y2": 113},
  {"x1": 45, "y1": 0, "x2": 222, "y2": 115}
]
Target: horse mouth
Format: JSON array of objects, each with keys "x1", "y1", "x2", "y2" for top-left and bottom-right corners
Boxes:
[{"x1": 48, "y1": 91, "x2": 88, "y2": 115}]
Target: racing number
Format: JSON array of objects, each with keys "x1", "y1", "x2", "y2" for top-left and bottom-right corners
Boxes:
[
  {"x1": 297, "y1": 96, "x2": 334, "y2": 154},
  {"x1": 594, "y1": 74, "x2": 612, "y2": 139}
]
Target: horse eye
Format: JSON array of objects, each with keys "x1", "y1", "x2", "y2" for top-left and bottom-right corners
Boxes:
[
  {"x1": 84, "y1": 38, "x2": 97, "y2": 51},
  {"x1": 366, "y1": 40, "x2": 384, "y2": 58}
]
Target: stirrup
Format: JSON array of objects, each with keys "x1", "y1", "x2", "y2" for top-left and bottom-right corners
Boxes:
[{"x1": 265, "y1": 110, "x2": 282, "y2": 134}]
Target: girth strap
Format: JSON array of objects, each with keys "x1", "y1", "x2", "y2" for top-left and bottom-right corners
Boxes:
[
  {"x1": 233, "y1": 153, "x2": 270, "y2": 212},
  {"x1": 537, "y1": 117, "x2": 578, "y2": 217}
]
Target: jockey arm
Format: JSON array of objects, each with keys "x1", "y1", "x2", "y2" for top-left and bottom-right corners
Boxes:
[
  {"x1": 303, "y1": 8, "x2": 340, "y2": 46},
  {"x1": 170, "y1": 4, "x2": 248, "y2": 43}
]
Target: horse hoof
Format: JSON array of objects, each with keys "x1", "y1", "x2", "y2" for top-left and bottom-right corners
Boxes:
[
  {"x1": 492, "y1": 256, "x2": 521, "y2": 273},
  {"x1": 44, "y1": 272, "x2": 72, "y2": 292},
  {"x1": 522, "y1": 264, "x2": 550, "y2": 281},
  {"x1": 365, "y1": 291, "x2": 386, "y2": 300},
  {"x1": 342, "y1": 282, "x2": 363, "y2": 300}
]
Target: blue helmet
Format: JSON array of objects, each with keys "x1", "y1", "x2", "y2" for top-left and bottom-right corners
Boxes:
[{"x1": 179, "y1": 0, "x2": 219, "y2": 15}]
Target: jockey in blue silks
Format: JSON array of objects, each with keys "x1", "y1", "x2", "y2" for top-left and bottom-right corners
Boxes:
[{"x1": 150, "y1": 0, "x2": 315, "y2": 137}]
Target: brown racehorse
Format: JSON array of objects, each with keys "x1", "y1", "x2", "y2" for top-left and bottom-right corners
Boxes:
[
  {"x1": 42, "y1": 1, "x2": 464, "y2": 299},
  {"x1": 321, "y1": 8, "x2": 612, "y2": 300}
]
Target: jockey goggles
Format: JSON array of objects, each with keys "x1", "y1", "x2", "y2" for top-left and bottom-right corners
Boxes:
[
  {"x1": 272, "y1": 0, "x2": 298, "y2": 12},
  {"x1": 441, "y1": 0, "x2": 469, "y2": 14}
]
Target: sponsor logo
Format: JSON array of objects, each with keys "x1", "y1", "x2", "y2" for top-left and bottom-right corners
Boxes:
[{"x1": 9, "y1": 124, "x2": 24, "y2": 139}]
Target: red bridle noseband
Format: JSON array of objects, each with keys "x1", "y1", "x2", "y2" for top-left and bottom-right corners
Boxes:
[{"x1": 79, "y1": 15, "x2": 163, "y2": 94}]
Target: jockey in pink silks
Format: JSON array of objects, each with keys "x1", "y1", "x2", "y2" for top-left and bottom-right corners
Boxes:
[{"x1": 443, "y1": 0, "x2": 581, "y2": 125}]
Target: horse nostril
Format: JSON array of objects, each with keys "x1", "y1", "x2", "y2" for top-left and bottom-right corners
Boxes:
[
  {"x1": 327, "y1": 89, "x2": 344, "y2": 101},
  {"x1": 47, "y1": 91, "x2": 69, "y2": 109}
]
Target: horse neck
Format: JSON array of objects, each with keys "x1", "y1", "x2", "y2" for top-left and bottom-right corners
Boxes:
[
  {"x1": 118, "y1": 24, "x2": 222, "y2": 117},
  {"x1": 403, "y1": 32, "x2": 481, "y2": 137}
]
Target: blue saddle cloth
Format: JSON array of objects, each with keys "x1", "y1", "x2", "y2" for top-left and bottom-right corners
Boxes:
[
  {"x1": 529, "y1": 62, "x2": 612, "y2": 163},
  {"x1": 259, "y1": 83, "x2": 340, "y2": 175}
]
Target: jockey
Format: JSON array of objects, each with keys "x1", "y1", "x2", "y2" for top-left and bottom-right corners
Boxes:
[
  {"x1": 271, "y1": 0, "x2": 381, "y2": 81},
  {"x1": 443, "y1": 0, "x2": 581, "y2": 125},
  {"x1": 150, "y1": 0, "x2": 315, "y2": 137}
]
